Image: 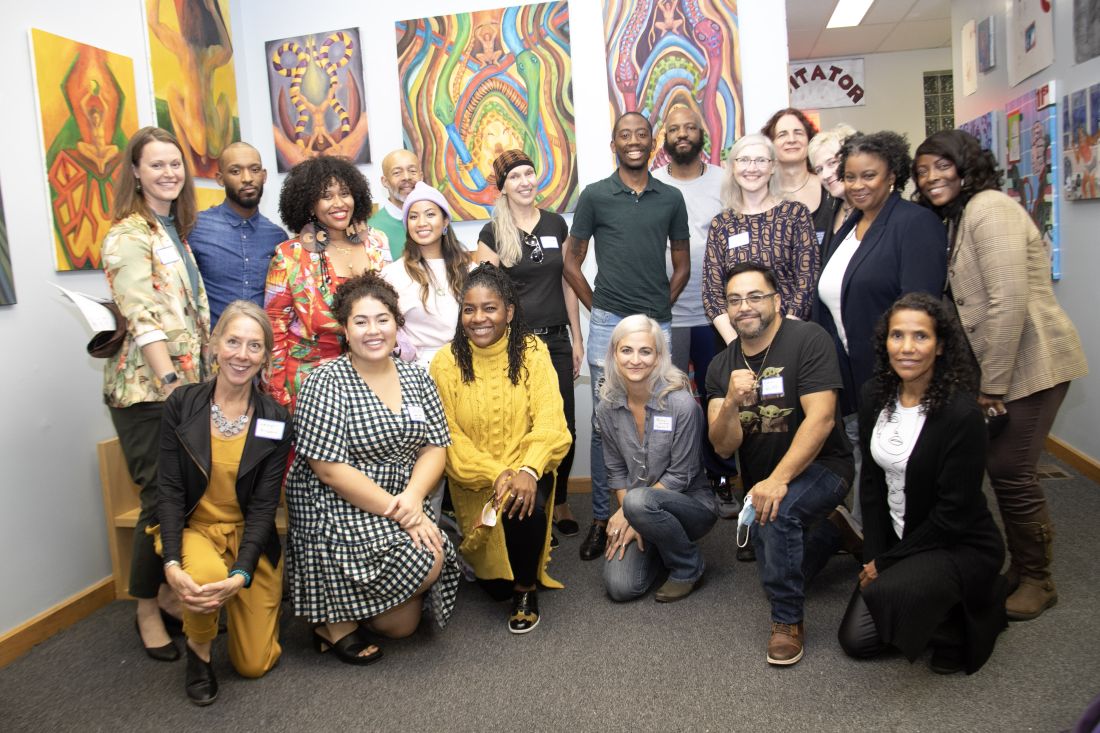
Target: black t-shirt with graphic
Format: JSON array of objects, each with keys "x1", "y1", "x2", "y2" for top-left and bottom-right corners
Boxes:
[{"x1": 705, "y1": 319, "x2": 854, "y2": 491}]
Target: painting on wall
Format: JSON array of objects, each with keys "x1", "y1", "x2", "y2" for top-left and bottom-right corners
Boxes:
[
  {"x1": 1006, "y1": 0, "x2": 1054, "y2": 87},
  {"x1": 1004, "y1": 84, "x2": 1060, "y2": 278},
  {"x1": 602, "y1": 0, "x2": 744, "y2": 168},
  {"x1": 977, "y1": 16, "x2": 995, "y2": 72},
  {"x1": 265, "y1": 28, "x2": 371, "y2": 173},
  {"x1": 145, "y1": 0, "x2": 240, "y2": 179},
  {"x1": 961, "y1": 20, "x2": 977, "y2": 96},
  {"x1": 195, "y1": 186, "x2": 226, "y2": 212},
  {"x1": 1074, "y1": 0, "x2": 1100, "y2": 64},
  {"x1": 30, "y1": 28, "x2": 140, "y2": 272},
  {"x1": 1061, "y1": 84, "x2": 1100, "y2": 201},
  {"x1": 0, "y1": 183, "x2": 13, "y2": 306},
  {"x1": 958, "y1": 110, "x2": 1001, "y2": 163},
  {"x1": 395, "y1": 2, "x2": 576, "y2": 221}
]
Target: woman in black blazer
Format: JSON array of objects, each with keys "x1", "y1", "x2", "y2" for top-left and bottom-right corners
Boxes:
[
  {"x1": 838, "y1": 293, "x2": 1006, "y2": 674},
  {"x1": 157, "y1": 300, "x2": 293, "y2": 705}
]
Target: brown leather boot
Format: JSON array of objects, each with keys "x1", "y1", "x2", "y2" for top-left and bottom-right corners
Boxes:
[
  {"x1": 1003, "y1": 512, "x2": 1057, "y2": 621},
  {"x1": 767, "y1": 621, "x2": 804, "y2": 665}
]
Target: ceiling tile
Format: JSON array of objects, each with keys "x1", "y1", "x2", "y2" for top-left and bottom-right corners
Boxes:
[
  {"x1": 785, "y1": 0, "x2": 838, "y2": 30},
  {"x1": 862, "y1": 0, "x2": 918, "y2": 25},
  {"x1": 906, "y1": 0, "x2": 952, "y2": 20},
  {"x1": 810, "y1": 23, "x2": 895, "y2": 58},
  {"x1": 787, "y1": 29, "x2": 822, "y2": 61},
  {"x1": 877, "y1": 18, "x2": 951, "y2": 53}
]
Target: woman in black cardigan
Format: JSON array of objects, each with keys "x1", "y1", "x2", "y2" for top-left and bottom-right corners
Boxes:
[
  {"x1": 838, "y1": 293, "x2": 1006, "y2": 674},
  {"x1": 157, "y1": 300, "x2": 293, "y2": 705}
]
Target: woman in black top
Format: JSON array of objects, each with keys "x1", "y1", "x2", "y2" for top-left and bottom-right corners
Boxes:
[
  {"x1": 478, "y1": 150, "x2": 582, "y2": 537},
  {"x1": 761, "y1": 108, "x2": 835, "y2": 246}
]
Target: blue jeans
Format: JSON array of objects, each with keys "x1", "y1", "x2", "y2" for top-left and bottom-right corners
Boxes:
[
  {"x1": 603, "y1": 488, "x2": 717, "y2": 601},
  {"x1": 751, "y1": 463, "x2": 849, "y2": 624},
  {"x1": 587, "y1": 307, "x2": 671, "y2": 521}
]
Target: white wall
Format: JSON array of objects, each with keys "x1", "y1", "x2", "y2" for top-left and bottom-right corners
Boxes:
[
  {"x1": 817, "y1": 47, "x2": 953, "y2": 154},
  {"x1": 0, "y1": 0, "x2": 790, "y2": 635},
  {"x1": 950, "y1": 0, "x2": 1100, "y2": 461}
]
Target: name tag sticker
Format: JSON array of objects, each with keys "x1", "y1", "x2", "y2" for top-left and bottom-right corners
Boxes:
[
  {"x1": 254, "y1": 419, "x2": 285, "y2": 440},
  {"x1": 540, "y1": 236, "x2": 560, "y2": 249},
  {"x1": 155, "y1": 245, "x2": 181, "y2": 265},
  {"x1": 653, "y1": 415, "x2": 674, "y2": 432},
  {"x1": 406, "y1": 405, "x2": 427, "y2": 422},
  {"x1": 728, "y1": 231, "x2": 750, "y2": 249},
  {"x1": 760, "y1": 375, "x2": 784, "y2": 398}
]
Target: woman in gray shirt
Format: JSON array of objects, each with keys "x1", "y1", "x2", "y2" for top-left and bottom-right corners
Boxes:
[{"x1": 598, "y1": 315, "x2": 718, "y2": 603}]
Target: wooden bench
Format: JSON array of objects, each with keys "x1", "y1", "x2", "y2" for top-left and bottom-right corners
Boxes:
[{"x1": 97, "y1": 437, "x2": 287, "y2": 600}]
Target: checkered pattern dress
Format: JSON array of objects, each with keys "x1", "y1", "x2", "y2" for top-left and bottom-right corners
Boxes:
[{"x1": 285, "y1": 355, "x2": 459, "y2": 626}]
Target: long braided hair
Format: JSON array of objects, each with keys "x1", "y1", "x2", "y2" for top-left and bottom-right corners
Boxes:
[{"x1": 450, "y1": 263, "x2": 532, "y2": 385}]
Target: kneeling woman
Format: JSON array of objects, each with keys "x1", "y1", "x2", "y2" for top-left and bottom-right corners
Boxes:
[
  {"x1": 599, "y1": 315, "x2": 718, "y2": 602},
  {"x1": 838, "y1": 293, "x2": 1006, "y2": 674},
  {"x1": 430, "y1": 264, "x2": 571, "y2": 633},
  {"x1": 285, "y1": 273, "x2": 460, "y2": 663},
  {"x1": 157, "y1": 301, "x2": 293, "y2": 705}
]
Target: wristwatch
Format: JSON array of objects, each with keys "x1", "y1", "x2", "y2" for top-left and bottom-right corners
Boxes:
[{"x1": 159, "y1": 372, "x2": 180, "y2": 388}]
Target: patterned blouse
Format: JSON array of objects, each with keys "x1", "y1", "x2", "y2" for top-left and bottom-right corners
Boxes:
[
  {"x1": 263, "y1": 229, "x2": 387, "y2": 408},
  {"x1": 702, "y1": 200, "x2": 819, "y2": 321}
]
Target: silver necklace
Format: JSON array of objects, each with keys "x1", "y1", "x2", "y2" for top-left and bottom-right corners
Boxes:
[{"x1": 211, "y1": 401, "x2": 250, "y2": 436}]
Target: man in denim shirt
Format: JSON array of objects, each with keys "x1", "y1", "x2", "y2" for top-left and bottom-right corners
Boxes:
[{"x1": 190, "y1": 143, "x2": 286, "y2": 325}]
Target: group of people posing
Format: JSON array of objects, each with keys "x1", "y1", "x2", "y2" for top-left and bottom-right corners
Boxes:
[{"x1": 98, "y1": 102, "x2": 1086, "y2": 705}]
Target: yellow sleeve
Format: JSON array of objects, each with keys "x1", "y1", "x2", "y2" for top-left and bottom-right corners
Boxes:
[{"x1": 517, "y1": 338, "x2": 572, "y2": 475}]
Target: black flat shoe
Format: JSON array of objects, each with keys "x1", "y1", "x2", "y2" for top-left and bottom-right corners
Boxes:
[
  {"x1": 930, "y1": 645, "x2": 964, "y2": 675},
  {"x1": 508, "y1": 591, "x2": 540, "y2": 634},
  {"x1": 579, "y1": 523, "x2": 607, "y2": 561},
  {"x1": 312, "y1": 627, "x2": 384, "y2": 666},
  {"x1": 160, "y1": 608, "x2": 183, "y2": 634},
  {"x1": 185, "y1": 643, "x2": 218, "y2": 706},
  {"x1": 554, "y1": 518, "x2": 580, "y2": 536},
  {"x1": 134, "y1": 619, "x2": 180, "y2": 662}
]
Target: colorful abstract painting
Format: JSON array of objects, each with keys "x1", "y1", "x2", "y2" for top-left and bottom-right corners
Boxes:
[
  {"x1": 30, "y1": 28, "x2": 139, "y2": 272},
  {"x1": 602, "y1": 0, "x2": 744, "y2": 168},
  {"x1": 958, "y1": 111, "x2": 1000, "y2": 161},
  {"x1": 977, "y1": 16, "x2": 995, "y2": 72},
  {"x1": 0, "y1": 183, "x2": 13, "y2": 305},
  {"x1": 265, "y1": 28, "x2": 371, "y2": 173},
  {"x1": 1004, "y1": 85, "x2": 1060, "y2": 278},
  {"x1": 195, "y1": 186, "x2": 226, "y2": 212},
  {"x1": 396, "y1": 2, "x2": 576, "y2": 221},
  {"x1": 146, "y1": 0, "x2": 240, "y2": 179},
  {"x1": 1061, "y1": 84, "x2": 1100, "y2": 201}
]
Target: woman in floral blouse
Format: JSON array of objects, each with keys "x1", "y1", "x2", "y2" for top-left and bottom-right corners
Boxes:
[{"x1": 264, "y1": 156, "x2": 389, "y2": 409}]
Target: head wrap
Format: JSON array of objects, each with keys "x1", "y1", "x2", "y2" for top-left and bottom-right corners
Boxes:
[{"x1": 492, "y1": 150, "x2": 535, "y2": 190}]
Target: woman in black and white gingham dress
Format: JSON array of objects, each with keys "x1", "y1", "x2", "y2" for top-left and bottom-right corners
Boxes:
[{"x1": 285, "y1": 274, "x2": 460, "y2": 663}]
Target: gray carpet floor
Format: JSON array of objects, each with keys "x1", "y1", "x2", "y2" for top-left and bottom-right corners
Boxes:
[{"x1": 3, "y1": 453, "x2": 1098, "y2": 732}]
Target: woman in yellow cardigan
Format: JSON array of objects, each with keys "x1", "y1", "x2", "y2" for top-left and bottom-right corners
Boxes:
[{"x1": 430, "y1": 264, "x2": 571, "y2": 633}]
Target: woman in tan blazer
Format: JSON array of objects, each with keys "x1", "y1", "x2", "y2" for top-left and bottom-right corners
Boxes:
[{"x1": 912, "y1": 129, "x2": 1087, "y2": 621}]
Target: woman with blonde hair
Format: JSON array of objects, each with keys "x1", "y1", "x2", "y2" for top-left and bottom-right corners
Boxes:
[
  {"x1": 808, "y1": 123, "x2": 858, "y2": 256},
  {"x1": 599, "y1": 315, "x2": 717, "y2": 602}
]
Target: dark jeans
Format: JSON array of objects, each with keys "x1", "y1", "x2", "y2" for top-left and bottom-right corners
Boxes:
[
  {"x1": 670, "y1": 324, "x2": 738, "y2": 479},
  {"x1": 988, "y1": 382, "x2": 1069, "y2": 519},
  {"x1": 500, "y1": 471, "x2": 554, "y2": 587},
  {"x1": 537, "y1": 329, "x2": 576, "y2": 506},
  {"x1": 108, "y1": 401, "x2": 166, "y2": 599}
]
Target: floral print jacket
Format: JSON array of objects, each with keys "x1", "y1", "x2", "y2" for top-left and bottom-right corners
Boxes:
[{"x1": 101, "y1": 213, "x2": 210, "y2": 408}]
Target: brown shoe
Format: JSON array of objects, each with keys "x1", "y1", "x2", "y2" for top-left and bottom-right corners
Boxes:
[
  {"x1": 767, "y1": 622, "x2": 804, "y2": 665},
  {"x1": 828, "y1": 507, "x2": 864, "y2": 560},
  {"x1": 655, "y1": 576, "x2": 702, "y2": 603},
  {"x1": 1006, "y1": 576, "x2": 1058, "y2": 620},
  {"x1": 1002, "y1": 512, "x2": 1057, "y2": 621}
]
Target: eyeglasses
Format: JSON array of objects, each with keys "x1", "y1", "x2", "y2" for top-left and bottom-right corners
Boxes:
[
  {"x1": 523, "y1": 233, "x2": 544, "y2": 264},
  {"x1": 726, "y1": 291, "x2": 777, "y2": 307},
  {"x1": 733, "y1": 157, "x2": 773, "y2": 168}
]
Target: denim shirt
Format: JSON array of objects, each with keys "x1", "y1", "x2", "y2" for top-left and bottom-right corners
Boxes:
[
  {"x1": 189, "y1": 202, "x2": 287, "y2": 325},
  {"x1": 596, "y1": 384, "x2": 716, "y2": 512}
]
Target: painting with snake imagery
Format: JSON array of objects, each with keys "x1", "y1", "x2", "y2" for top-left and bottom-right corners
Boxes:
[
  {"x1": 602, "y1": 0, "x2": 745, "y2": 169},
  {"x1": 396, "y1": 2, "x2": 577, "y2": 221},
  {"x1": 265, "y1": 27, "x2": 371, "y2": 173},
  {"x1": 145, "y1": 0, "x2": 240, "y2": 179},
  {"x1": 30, "y1": 28, "x2": 139, "y2": 272}
]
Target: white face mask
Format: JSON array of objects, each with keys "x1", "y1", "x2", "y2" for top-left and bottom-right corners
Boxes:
[{"x1": 737, "y1": 494, "x2": 756, "y2": 548}]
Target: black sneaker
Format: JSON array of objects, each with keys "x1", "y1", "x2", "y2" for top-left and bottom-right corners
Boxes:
[
  {"x1": 579, "y1": 522, "x2": 607, "y2": 561},
  {"x1": 508, "y1": 591, "x2": 540, "y2": 634},
  {"x1": 713, "y1": 476, "x2": 740, "y2": 520}
]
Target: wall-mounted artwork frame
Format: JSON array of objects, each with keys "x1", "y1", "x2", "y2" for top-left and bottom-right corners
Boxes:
[{"x1": 1004, "y1": 83, "x2": 1060, "y2": 278}]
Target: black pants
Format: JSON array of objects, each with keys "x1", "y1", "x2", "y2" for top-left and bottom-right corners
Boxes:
[
  {"x1": 537, "y1": 329, "x2": 576, "y2": 506},
  {"x1": 500, "y1": 471, "x2": 554, "y2": 588},
  {"x1": 109, "y1": 401, "x2": 166, "y2": 599}
]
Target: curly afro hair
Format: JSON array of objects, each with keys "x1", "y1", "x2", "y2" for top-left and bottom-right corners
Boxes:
[
  {"x1": 279, "y1": 156, "x2": 372, "y2": 234},
  {"x1": 838, "y1": 131, "x2": 913, "y2": 191},
  {"x1": 911, "y1": 129, "x2": 1004, "y2": 221},
  {"x1": 332, "y1": 271, "x2": 404, "y2": 331}
]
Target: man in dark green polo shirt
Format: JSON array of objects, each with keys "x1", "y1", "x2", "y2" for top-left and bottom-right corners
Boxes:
[{"x1": 563, "y1": 111, "x2": 691, "y2": 561}]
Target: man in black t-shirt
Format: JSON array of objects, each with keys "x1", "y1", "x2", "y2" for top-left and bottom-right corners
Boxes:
[{"x1": 706, "y1": 263, "x2": 854, "y2": 667}]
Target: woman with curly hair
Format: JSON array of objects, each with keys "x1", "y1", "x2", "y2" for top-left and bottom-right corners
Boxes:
[
  {"x1": 912, "y1": 129, "x2": 1087, "y2": 620},
  {"x1": 264, "y1": 156, "x2": 389, "y2": 409},
  {"x1": 429, "y1": 264, "x2": 571, "y2": 633},
  {"x1": 838, "y1": 293, "x2": 1007, "y2": 675}
]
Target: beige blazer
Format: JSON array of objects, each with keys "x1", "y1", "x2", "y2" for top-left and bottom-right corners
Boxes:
[{"x1": 948, "y1": 190, "x2": 1086, "y2": 402}]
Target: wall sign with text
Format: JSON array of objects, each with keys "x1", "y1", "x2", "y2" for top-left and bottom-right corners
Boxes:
[{"x1": 788, "y1": 58, "x2": 865, "y2": 109}]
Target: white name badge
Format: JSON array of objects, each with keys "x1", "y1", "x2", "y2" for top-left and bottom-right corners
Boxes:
[
  {"x1": 540, "y1": 236, "x2": 560, "y2": 249},
  {"x1": 652, "y1": 415, "x2": 674, "y2": 432},
  {"x1": 760, "y1": 375, "x2": 784, "y2": 398},
  {"x1": 406, "y1": 404, "x2": 427, "y2": 422},
  {"x1": 728, "y1": 231, "x2": 750, "y2": 249},
  {"x1": 254, "y1": 419, "x2": 285, "y2": 440},
  {"x1": 155, "y1": 245, "x2": 182, "y2": 265}
]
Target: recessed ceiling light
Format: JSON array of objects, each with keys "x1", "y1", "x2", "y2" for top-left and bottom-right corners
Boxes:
[{"x1": 826, "y1": 0, "x2": 875, "y2": 28}]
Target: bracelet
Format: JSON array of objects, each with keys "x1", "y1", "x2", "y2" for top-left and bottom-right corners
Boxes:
[
  {"x1": 163, "y1": 560, "x2": 181, "y2": 570},
  {"x1": 518, "y1": 466, "x2": 540, "y2": 481},
  {"x1": 229, "y1": 568, "x2": 252, "y2": 588}
]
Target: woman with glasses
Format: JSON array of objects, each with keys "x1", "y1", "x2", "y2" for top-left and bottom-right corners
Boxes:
[
  {"x1": 702, "y1": 133, "x2": 818, "y2": 344},
  {"x1": 477, "y1": 150, "x2": 583, "y2": 540}
]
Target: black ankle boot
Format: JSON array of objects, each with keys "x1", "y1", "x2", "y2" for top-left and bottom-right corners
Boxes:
[{"x1": 185, "y1": 643, "x2": 218, "y2": 706}]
